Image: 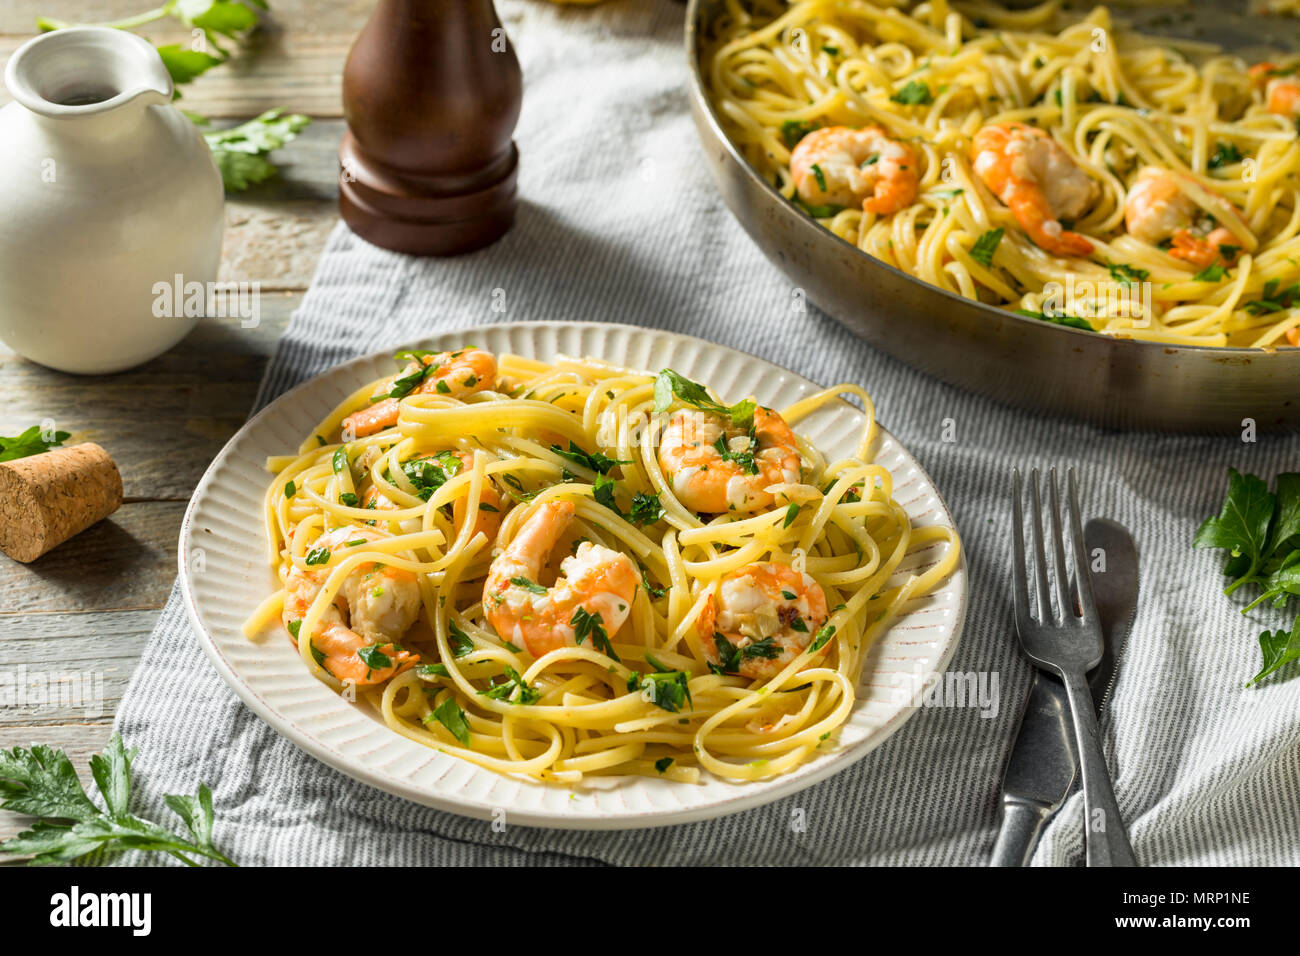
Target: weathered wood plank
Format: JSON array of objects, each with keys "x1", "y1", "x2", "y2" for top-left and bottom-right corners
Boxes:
[
  {"x1": 0, "y1": 292, "x2": 297, "y2": 502},
  {"x1": 0, "y1": 609, "x2": 156, "y2": 728},
  {"x1": 0, "y1": 501, "x2": 185, "y2": 614}
]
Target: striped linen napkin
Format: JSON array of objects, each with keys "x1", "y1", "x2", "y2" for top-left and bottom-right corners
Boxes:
[{"x1": 112, "y1": 0, "x2": 1300, "y2": 865}]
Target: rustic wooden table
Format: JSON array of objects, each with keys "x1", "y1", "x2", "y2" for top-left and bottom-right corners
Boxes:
[{"x1": 0, "y1": 1, "x2": 367, "y2": 840}]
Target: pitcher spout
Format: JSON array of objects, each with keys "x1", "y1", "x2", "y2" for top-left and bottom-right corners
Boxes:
[{"x1": 4, "y1": 26, "x2": 173, "y2": 120}]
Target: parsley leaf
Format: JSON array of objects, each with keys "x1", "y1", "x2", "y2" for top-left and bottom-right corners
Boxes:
[
  {"x1": 551, "y1": 441, "x2": 630, "y2": 475},
  {"x1": 629, "y1": 491, "x2": 665, "y2": 526},
  {"x1": 447, "y1": 618, "x2": 475, "y2": 658},
  {"x1": 431, "y1": 698, "x2": 472, "y2": 748},
  {"x1": 0, "y1": 425, "x2": 71, "y2": 463},
  {"x1": 480, "y1": 665, "x2": 540, "y2": 705},
  {"x1": 1208, "y1": 141, "x2": 1243, "y2": 170},
  {"x1": 780, "y1": 119, "x2": 819, "y2": 149},
  {"x1": 1106, "y1": 261, "x2": 1149, "y2": 286},
  {"x1": 1193, "y1": 263, "x2": 1227, "y2": 282},
  {"x1": 1014, "y1": 308, "x2": 1095, "y2": 332},
  {"x1": 969, "y1": 228, "x2": 1004, "y2": 267},
  {"x1": 891, "y1": 80, "x2": 933, "y2": 105},
  {"x1": 571, "y1": 607, "x2": 620, "y2": 661},
  {"x1": 652, "y1": 370, "x2": 755, "y2": 430},
  {"x1": 1194, "y1": 468, "x2": 1277, "y2": 594},
  {"x1": 203, "y1": 110, "x2": 311, "y2": 192},
  {"x1": 1247, "y1": 616, "x2": 1300, "y2": 686},
  {"x1": 510, "y1": 576, "x2": 548, "y2": 595}
]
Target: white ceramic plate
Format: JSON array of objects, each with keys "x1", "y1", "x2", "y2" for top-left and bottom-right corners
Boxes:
[{"x1": 178, "y1": 321, "x2": 967, "y2": 829}]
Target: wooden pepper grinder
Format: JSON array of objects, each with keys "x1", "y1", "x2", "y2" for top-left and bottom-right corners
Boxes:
[{"x1": 339, "y1": 0, "x2": 522, "y2": 255}]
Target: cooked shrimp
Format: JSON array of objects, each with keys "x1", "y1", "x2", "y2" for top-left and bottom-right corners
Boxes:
[
  {"x1": 695, "y1": 563, "x2": 829, "y2": 681},
  {"x1": 1250, "y1": 63, "x2": 1300, "y2": 118},
  {"x1": 971, "y1": 122, "x2": 1098, "y2": 257},
  {"x1": 342, "y1": 348, "x2": 496, "y2": 439},
  {"x1": 483, "y1": 500, "x2": 638, "y2": 658},
  {"x1": 658, "y1": 407, "x2": 802, "y2": 515},
  {"x1": 790, "y1": 126, "x2": 921, "y2": 215},
  {"x1": 1124, "y1": 167, "x2": 1244, "y2": 269},
  {"x1": 282, "y1": 526, "x2": 421, "y2": 685},
  {"x1": 361, "y1": 450, "x2": 503, "y2": 541}
]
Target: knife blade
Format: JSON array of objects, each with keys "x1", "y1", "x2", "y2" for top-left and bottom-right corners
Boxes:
[{"x1": 989, "y1": 518, "x2": 1138, "y2": 867}]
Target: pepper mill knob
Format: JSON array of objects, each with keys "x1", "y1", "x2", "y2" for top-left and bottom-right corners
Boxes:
[{"x1": 339, "y1": 0, "x2": 522, "y2": 256}]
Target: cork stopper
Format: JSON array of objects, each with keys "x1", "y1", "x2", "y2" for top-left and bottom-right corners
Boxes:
[{"x1": 0, "y1": 442, "x2": 123, "y2": 563}]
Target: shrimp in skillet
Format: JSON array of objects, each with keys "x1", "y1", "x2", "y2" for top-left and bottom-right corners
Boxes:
[
  {"x1": 342, "y1": 348, "x2": 496, "y2": 439},
  {"x1": 695, "y1": 562, "x2": 829, "y2": 682},
  {"x1": 658, "y1": 407, "x2": 802, "y2": 514},
  {"x1": 971, "y1": 122, "x2": 1098, "y2": 258},
  {"x1": 1250, "y1": 63, "x2": 1300, "y2": 119},
  {"x1": 1124, "y1": 167, "x2": 1247, "y2": 269},
  {"x1": 790, "y1": 126, "x2": 921, "y2": 215},
  {"x1": 484, "y1": 500, "x2": 638, "y2": 658},
  {"x1": 282, "y1": 526, "x2": 420, "y2": 685}
]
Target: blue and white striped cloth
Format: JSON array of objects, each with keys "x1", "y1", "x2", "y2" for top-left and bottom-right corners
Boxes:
[{"x1": 114, "y1": 0, "x2": 1300, "y2": 866}]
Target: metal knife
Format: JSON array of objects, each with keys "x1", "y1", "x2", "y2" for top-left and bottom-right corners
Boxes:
[{"x1": 989, "y1": 518, "x2": 1138, "y2": 867}]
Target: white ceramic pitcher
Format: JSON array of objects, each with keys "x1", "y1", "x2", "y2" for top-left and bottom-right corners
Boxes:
[{"x1": 0, "y1": 27, "x2": 224, "y2": 374}]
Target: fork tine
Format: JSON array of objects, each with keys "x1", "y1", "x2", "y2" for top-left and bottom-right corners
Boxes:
[
  {"x1": 1028, "y1": 469, "x2": 1054, "y2": 622},
  {"x1": 1067, "y1": 468, "x2": 1098, "y2": 624},
  {"x1": 1048, "y1": 468, "x2": 1074, "y2": 618},
  {"x1": 1010, "y1": 469, "x2": 1032, "y2": 632}
]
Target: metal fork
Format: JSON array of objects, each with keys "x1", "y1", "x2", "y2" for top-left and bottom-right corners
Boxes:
[{"x1": 1011, "y1": 467, "x2": 1137, "y2": 867}]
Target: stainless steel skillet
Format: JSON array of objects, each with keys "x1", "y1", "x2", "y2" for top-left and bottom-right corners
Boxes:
[{"x1": 686, "y1": 0, "x2": 1300, "y2": 431}]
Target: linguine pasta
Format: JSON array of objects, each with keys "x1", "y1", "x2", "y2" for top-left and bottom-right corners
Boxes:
[
  {"x1": 703, "y1": 0, "x2": 1300, "y2": 347},
  {"x1": 243, "y1": 348, "x2": 960, "y2": 784}
]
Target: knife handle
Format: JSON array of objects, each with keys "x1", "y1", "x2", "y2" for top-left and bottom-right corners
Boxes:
[{"x1": 989, "y1": 801, "x2": 1050, "y2": 867}]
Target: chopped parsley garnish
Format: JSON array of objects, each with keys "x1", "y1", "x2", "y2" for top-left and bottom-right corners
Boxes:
[
  {"x1": 356, "y1": 644, "x2": 392, "y2": 673},
  {"x1": 339, "y1": 492, "x2": 359, "y2": 507},
  {"x1": 592, "y1": 473, "x2": 622, "y2": 514},
  {"x1": 510, "y1": 577, "x2": 548, "y2": 595},
  {"x1": 629, "y1": 491, "x2": 665, "y2": 526},
  {"x1": 810, "y1": 162, "x2": 827, "y2": 192},
  {"x1": 1014, "y1": 308, "x2": 1094, "y2": 332},
  {"x1": 430, "y1": 697, "x2": 471, "y2": 747},
  {"x1": 1243, "y1": 278, "x2": 1300, "y2": 315},
  {"x1": 891, "y1": 80, "x2": 932, "y2": 105},
  {"x1": 1208, "y1": 141, "x2": 1243, "y2": 170},
  {"x1": 629, "y1": 665, "x2": 692, "y2": 713},
  {"x1": 969, "y1": 228, "x2": 1004, "y2": 267},
  {"x1": 641, "y1": 569, "x2": 667, "y2": 599},
  {"x1": 811, "y1": 623, "x2": 837, "y2": 651},
  {"x1": 780, "y1": 119, "x2": 818, "y2": 149},
  {"x1": 571, "y1": 607, "x2": 619, "y2": 661},
  {"x1": 480, "y1": 665, "x2": 540, "y2": 705},
  {"x1": 447, "y1": 619, "x2": 475, "y2": 658},
  {"x1": 401, "y1": 451, "x2": 461, "y2": 501},
  {"x1": 711, "y1": 432, "x2": 759, "y2": 476},
  {"x1": 287, "y1": 620, "x2": 302, "y2": 639},
  {"x1": 652, "y1": 369, "x2": 755, "y2": 430},
  {"x1": 550, "y1": 441, "x2": 630, "y2": 475},
  {"x1": 792, "y1": 196, "x2": 845, "y2": 219},
  {"x1": 654, "y1": 757, "x2": 674, "y2": 773},
  {"x1": 1194, "y1": 263, "x2": 1227, "y2": 282},
  {"x1": 783, "y1": 503, "x2": 801, "y2": 528},
  {"x1": 1106, "y1": 261, "x2": 1149, "y2": 286},
  {"x1": 304, "y1": 547, "x2": 331, "y2": 566},
  {"x1": 711, "y1": 633, "x2": 743, "y2": 674},
  {"x1": 331, "y1": 447, "x2": 348, "y2": 474},
  {"x1": 742, "y1": 637, "x2": 783, "y2": 659},
  {"x1": 284, "y1": 480, "x2": 296, "y2": 498},
  {"x1": 415, "y1": 663, "x2": 450, "y2": 679}
]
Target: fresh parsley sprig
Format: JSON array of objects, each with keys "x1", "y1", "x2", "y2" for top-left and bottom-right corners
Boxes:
[
  {"x1": 37, "y1": 3, "x2": 309, "y2": 192},
  {"x1": 0, "y1": 734, "x2": 235, "y2": 866},
  {"x1": 1196, "y1": 468, "x2": 1300, "y2": 685}
]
